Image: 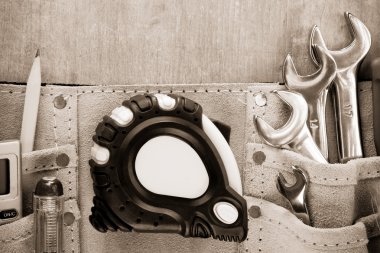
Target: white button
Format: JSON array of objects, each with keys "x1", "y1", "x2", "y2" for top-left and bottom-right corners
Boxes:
[
  {"x1": 213, "y1": 202, "x2": 239, "y2": 224},
  {"x1": 254, "y1": 92, "x2": 267, "y2": 107},
  {"x1": 91, "y1": 143, "x2": 110, "y2": 165},
  {"x1": 155, "y1": 94, "x2": 176, "y2": 110},
  {"x1": 110, "y1": 106, "x2": 134, "y2": 126}
]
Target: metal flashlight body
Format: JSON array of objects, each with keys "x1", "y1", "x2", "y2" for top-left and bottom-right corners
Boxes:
[{"x1": 33, "y1": 177, "x2": 64, "y2": 253}]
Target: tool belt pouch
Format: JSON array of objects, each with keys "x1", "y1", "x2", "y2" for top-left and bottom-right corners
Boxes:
[
  {"x1": 244, "y1": 82, "x2": 380, "y2": 252},
  {"x1": 0, "y1": 145, "x2": 80, "y2": 253},
  {"x1": 0, "y1": 83, "x2": 379, "y2": 252},
  {"x1": 244, "y1": 143, "x2": 379, "y2": 253}
]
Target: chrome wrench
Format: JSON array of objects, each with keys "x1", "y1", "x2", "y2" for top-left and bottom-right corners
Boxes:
[
  {"x1": 255, "y1": 90, "x2": 327, "y2": 163},
  {"x1": 276, "y1": 166, "x2": 310, "y2": 225},
  {"x1": 310, "y1": 12, "x2": 371, "y2": 162},
  {"x1": 283, "y1": 45, "x2": 337, "y2": 159}
]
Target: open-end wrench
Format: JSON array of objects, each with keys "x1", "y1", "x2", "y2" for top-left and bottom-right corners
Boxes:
[
  {"x1": 276, "y1": 166, "x2": 310, "y2": 225},
  {"x1": 283, "y1": 45, "x2": 337, "y2": 160},
  {"x1": 310, "y1": 12, "x2": 371, "y2": 163},
  {"x1": 255, "y1": 90, "x2": 327, "y2": 163}
]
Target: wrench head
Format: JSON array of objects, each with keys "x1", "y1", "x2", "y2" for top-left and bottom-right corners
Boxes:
[
  {"x1": 276, "y1": 166, "x2": 307, "y2": 198},
  {"x1": 255, "y1": 90, "x2": 308, "y2": 147},
  {"x1": 276, "y1": 166, "x2": 310, "y2": 225},
  {"x1": 284, "y1": 45, "x2": 337, "y2": 97},
  {"x1": 310, "y1": 12, "x2": 371, "y2": 71}
]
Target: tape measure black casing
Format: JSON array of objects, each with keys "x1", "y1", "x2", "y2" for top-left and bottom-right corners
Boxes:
[{"x1": 89, "y1": 94, "x2": 248, "y2": 242}]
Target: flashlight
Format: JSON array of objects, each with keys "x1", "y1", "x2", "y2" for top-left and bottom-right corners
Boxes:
[{"x1": 33, "y1": 177, "x2": 64, "y2": 253}]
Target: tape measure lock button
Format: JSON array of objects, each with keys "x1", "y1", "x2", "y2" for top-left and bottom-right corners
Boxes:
[{"x1": 213, "y1": 202, "x2": 239, "y2": 225}]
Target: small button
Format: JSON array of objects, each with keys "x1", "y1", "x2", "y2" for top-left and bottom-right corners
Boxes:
[
  {"x1": 248, "y1": 205, "x2": 261, "y2": 218},
  {"x1": 213, "y1": 202, "x2": 239, "y2": 225},
  {"x1": 252, "y1": 151, "x2": 266, "y2": 165},
  {"x1": 0, "y1": 209, "x2": 18, "y2": 220},
  {"x1": 155, "y1": 94, "x2": 176, "y2": 110},
  {"x1": 91, "y1": 143, "x2": 110, "y2": 165},
  {"x1": 56, "y1": 153, "x2": 70, "y2": 167},
  {"x1": 53, "y1": 95, "x2": 67, "y2": 109},
  {"x1": 64, "y1": 212, "x2": 76, "y2": 226},
  {"x1": 110, "y1": 106, "x2": 134, "y2": 126},
  {"x1": 254, "y1": 92, "x2": 267, "y2": 107}
]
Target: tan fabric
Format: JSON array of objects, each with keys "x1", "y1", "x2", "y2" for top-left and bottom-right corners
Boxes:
[
  {"x1": 0, "y1": 82, "x2": 379, "y2": 252},
  {"x1": 245, "y1": 143, "x2": 380, "y2": 228},
  {"x1": 240, "y1": 197, "x2": 369, "y2": 253}
]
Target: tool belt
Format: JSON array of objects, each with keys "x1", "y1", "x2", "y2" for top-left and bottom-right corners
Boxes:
[{"x1": 0, "y1": 82, "x2": 379, "y2": 253}]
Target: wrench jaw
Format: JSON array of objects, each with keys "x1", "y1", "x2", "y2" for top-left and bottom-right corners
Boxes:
[
  {"x1": 283, "y1": 45, "x2": 337, "y2": 159},
  {"x1": 310, "y1": 12, "x2": 371, "y2": 163},
  {"x1": 284, "y1": 46, "x2": 336, "y2": 97},
  {"x1": 310, "y1": 13, "x2": 371, "y2": 69},
  {"x1": 255, "y1": 90, "x2": 307, "y2": 146},
  {"x1": 276, "y1": 166, "x2": 311, "y2": 226},
  {"x1": 255, "y1": 90, "x2": 327, "y2": 163}
]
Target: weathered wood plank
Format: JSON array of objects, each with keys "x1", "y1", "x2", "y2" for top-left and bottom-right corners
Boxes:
[{"x1": 0, "y1": 0, "x2": 378, "y2": 85}]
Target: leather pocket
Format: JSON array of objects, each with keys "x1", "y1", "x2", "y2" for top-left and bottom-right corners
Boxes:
[
  {"x1": 240, "y1": 196, "x2": 369, "y2": 253},
  {"x1": 0, "y1": 144, "x2": 80, "y2": 252},
  {"x1": 245, "y1": 143, "x2": 380, "y2": 229}
]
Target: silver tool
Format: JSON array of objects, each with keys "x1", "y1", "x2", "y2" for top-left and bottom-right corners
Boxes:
[
  {"x1": 283, "y1": 45, "x2": 337, "y2": 160},
  {"x1": 276, "y1": 166, "x2": 310, "y2": 225},
  {"x1": 310, "y1": 12, "x2": 371, "y2": 163},
  {"x1": 0, "y1": 50, "x2": 41, "y2": 225},
  {"x1": 255, "y1": 90, "x2": 327, "y2": 163},
  {"x1": 33, "y1": 176, "x2": 64, "y2": 253}
]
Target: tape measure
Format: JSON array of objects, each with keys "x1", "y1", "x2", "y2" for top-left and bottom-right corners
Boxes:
[{"x1": 89, "y1": 93, "x2": 247, "y2": 242}]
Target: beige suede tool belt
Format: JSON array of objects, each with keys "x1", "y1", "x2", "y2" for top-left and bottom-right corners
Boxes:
[{"x1": 0, "y1": 82, "x2": 379, "y2": 253}]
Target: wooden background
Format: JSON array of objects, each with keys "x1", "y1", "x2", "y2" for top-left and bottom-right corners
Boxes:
[{"x1": 0, "y1": 0, "x2": 379, "y2": 85}]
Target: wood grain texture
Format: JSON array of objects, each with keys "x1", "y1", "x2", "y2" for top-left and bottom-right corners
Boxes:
[{"x1": 0, "y1": 0, "x2": 379, "y2": 85}]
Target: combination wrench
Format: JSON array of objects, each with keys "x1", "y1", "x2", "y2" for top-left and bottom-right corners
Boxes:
[{"x1": 310, "y1": 12, "x2": 371, "y2": 162}]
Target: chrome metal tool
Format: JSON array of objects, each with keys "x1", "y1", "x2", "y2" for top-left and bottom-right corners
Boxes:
[
  {"x1": 255, "y1": 90, "x2": 327, "y2": 163},
  {"x1": 310, "y1": 12, "x2": 371, "y2": 163},
  {"x1": 276, "y1": 166, "x2": 310, "y2": 225},
  {"x1": 283, "y1": 45, "x2": 337, "y2": 160}
]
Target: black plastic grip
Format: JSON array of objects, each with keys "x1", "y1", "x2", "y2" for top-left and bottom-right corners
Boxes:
[{"x1": 89, "y1": 94, "x2": 248, "y2": 242}]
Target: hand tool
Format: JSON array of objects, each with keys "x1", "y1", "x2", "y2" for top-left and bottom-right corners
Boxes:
[
  {"x1": 89, "y1": 93, "x2": 247, "y2": 242},
  {"x1": 33, "y1": 177, "x2": 64, "y2": 253},
  {"x1": 0, "y1": 50, "x2": 41, "y2": 225},
  {"x1": 310, "y1": 12, "x2": 371, "y2": 163},
  {"x1": 255, "y1": 90, "x2": 328, "y2": 163},
  {"x1": 283, "y1": 45, "x2": 337, "y2": 160},
  {"x1": 276, "y1": 166, "x2": 310, "y2": 225},
  {"x1": 358, "y1": 47, "x2": 380, "y2": 155}
]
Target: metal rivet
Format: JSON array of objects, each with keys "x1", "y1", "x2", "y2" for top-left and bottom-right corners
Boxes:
[
  {"x1": 252, "y1": 151, "x2": 266, "y2": 165},
  {"x1": 56, "y1": 153, "x2": 70, "y2": 167},
  {"x1": 64, "y1": 212, "x2": 75, "y2": 226},
  {"x1": 254, "y1": 92, "x2": 267, "y2": 107},
  {"x1": 248, "y1": 205, "x2": 261, "y2": 218},
  {"x1": 53, "y1": 95, "x2": 67, "y2": 109}
]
